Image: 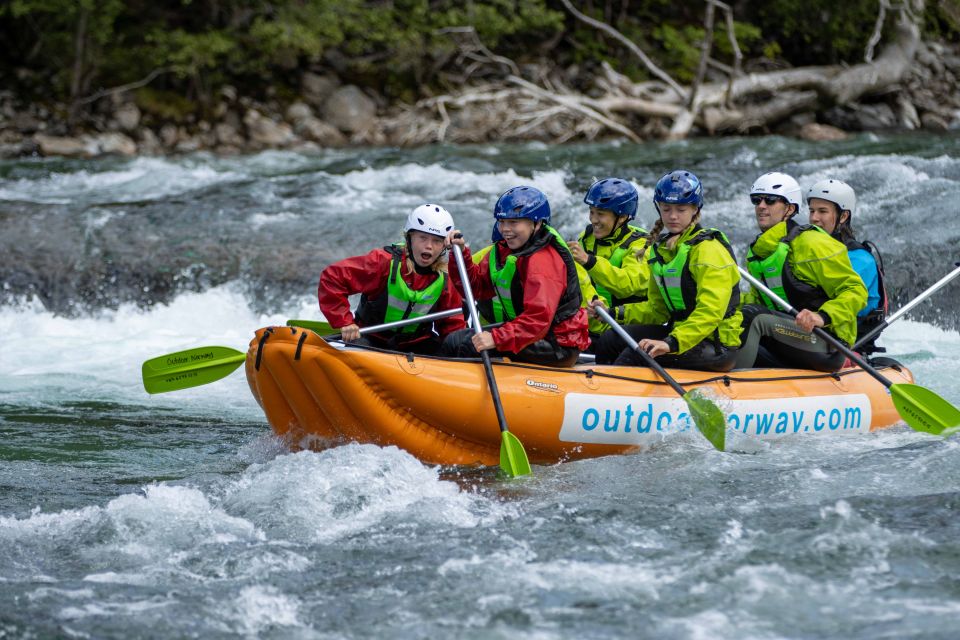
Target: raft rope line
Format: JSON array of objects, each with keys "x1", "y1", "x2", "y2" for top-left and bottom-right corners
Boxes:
[
  {"x1": 254, "y1": 327, "x2": 274, "y2": 371},
  {"x1": 314, "y1": 339, "x2": 900, "y2": 389},
  {"x1": 294, "y1": 330, "x2": 308, "y2": 360}
]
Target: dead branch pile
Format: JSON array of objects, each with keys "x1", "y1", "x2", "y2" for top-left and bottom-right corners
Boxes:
[{"x1": 381, "y1": 0, "x2": 959, "y2": 145}]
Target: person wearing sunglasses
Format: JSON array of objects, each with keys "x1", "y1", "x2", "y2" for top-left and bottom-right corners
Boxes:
[
  {"x1": 807, "y1": 178, "x2": 887, "y2": 355},
  {"x1": 588, "y1": 170, "x2": 742, "y2": 371},
  {"x1": 733, "y1": 172, "x2": 867, "y2": 371}
]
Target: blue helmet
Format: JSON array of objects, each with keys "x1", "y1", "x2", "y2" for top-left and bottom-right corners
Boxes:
[
  {"x1": 493, "y1": 186, "x2": 551, "y2": 223},
  {"x1": 653, "y1": 170, "x2": 704, "y2": 209},
  {"x1": 584, "y1": 178, "x2": 639, "y2": 219}
]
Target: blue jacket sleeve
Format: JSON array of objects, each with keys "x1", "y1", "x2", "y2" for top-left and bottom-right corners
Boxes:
[{"x1": 848, "y1": 248, "x2": 880, "y2": 317}]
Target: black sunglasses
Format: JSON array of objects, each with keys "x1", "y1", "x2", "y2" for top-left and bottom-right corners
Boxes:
[{"x1": 750, "y1": 194, "x2": 786, "y2": 206}]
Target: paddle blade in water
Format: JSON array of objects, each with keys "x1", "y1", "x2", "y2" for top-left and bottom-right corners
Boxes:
[
  {"x1": 142, "y1": 346, "x2": 246, "y2": 394},
  {"x1": 500, "y1": 431, "x2": 532, "y2": 477},
  {"x1": 684, "y1": 389, "x2": 726, "y2": 451},
  {"x1": 286, "y1": 319, "x2": 335, "y2": 334},
  {"x1": 891, "y1": 383, "x2": 960, "y2": 436}
]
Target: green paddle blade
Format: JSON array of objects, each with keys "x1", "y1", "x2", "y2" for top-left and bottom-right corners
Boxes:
[
  {"x1": 684, "y1": 389, "x2": 726, "y2": 451},
  {"x1": 891, "y1": 382, "x2": 960, "y2": 436},
  {"x1": 142, "y1": 346, "x2": 246, "y2": 394},
  {"x1": 500, "y1": 431, "x2": 532, "y2": 477},
  {"x1": 286, "y1": 319, "x2": 335, "y2": 334}
]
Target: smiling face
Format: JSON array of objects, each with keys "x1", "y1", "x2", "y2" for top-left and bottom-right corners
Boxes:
[
  {"x1": 808, "y1": 198, "x2": 846, "y2": 235},
  {"x1": 496, "y1": 218, "x2": 537, "y2": 250},
  {"x1": 589, "y1": 207, "x2": 626, "y2": 239},
  {"x1": 753, "y1": 195, "x2": 795, "y2": 232},
  {"x1": 408, "y1": 230, "x2": 446, "y2": 267},
  {"x1": 657, "y1": 203, "x2": 698, "y2": 234}
]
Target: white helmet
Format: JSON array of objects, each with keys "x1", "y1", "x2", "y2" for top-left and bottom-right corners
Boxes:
[
  {"x1": 750, "y1": 172, "x2": 803, "y2": 211},
  {"x1": 807, "y1": 179, "x2": 856, "y2": 216},
  {"x1": 405, "y1": 204, "x2": 454, "y2": 237}
]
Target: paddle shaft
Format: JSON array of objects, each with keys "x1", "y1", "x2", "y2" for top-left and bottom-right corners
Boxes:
[
  {"x1": 326, "y1": 307, "x2": 463, "y2": 339},
  {"x1": 594, "y1": 305, "x2": 687, "y2": 397},
  {"x1": 738, "y1": 267, "x2": 894, "y2": 390},
  {"x1": 451, "y1": 242, "x2": 510, "y2": 434},
  {"x1": 854, "y1": 261, "x2": 960, "y2": 350}
]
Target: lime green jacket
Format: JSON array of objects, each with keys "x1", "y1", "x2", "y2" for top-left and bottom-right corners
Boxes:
[
  {"x1": 577, "y1": 224, "x2": 650, "y2": 333},
  {"x1": 617, "y1": 225, "x2": 742, "y2": 353},
  {"x1": 743, "y1": 220, "x2": 867, "y2": 345}
]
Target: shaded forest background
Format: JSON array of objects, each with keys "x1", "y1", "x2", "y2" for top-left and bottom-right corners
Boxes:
[{"x1": 2, "y1": 0, "x2": 959, "y2": 154}]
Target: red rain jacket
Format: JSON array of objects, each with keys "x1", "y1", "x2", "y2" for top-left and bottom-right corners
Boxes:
[
  {"x1": 318, "y1": 247, "x2": 466, "y2": 344},
  {"x1": 450, "y1": 242, "x2": 590, "y2": 354}
]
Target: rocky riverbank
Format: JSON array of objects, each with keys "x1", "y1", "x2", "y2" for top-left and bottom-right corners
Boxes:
[{"x1": 3, "y1": 37, "x2": 960, "y2": 160}]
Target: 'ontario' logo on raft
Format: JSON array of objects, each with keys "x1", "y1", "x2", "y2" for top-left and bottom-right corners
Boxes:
[{"x1": 526, "y1": 379, "x2": 559, "y2": 393}]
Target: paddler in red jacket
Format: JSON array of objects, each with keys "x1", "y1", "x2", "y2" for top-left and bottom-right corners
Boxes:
[
  {"x1": 318, "y1": 204, "x2": 466, "y2": 354},
  {"x1": 440, "y1": 186, "x2": 590, "y2": 367}
]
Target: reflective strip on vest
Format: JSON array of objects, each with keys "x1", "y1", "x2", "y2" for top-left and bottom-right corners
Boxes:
[
  {"x1": 580, "y1": 227, "x2": 641, "y2": 306},
  {"x1": 382, "y1": 257, "x2": 447, "y2": 331},
  {"x1": 488, "y1": 252, "x2": 519, "y2": 322},
  {"x1": 651, "y1": 242, "x2": 691, "y2": 315},
  {"x1": 488, "y1": 224, "x2": 577, "y2": 322},
  {"x1": 746, "y1": 242, "x2": 790, "y2": 310}
]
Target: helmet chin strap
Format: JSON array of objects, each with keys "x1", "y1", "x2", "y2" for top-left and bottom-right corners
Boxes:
[{"x1": 605, "y1": 216, "x2": 629, "y2": 238}]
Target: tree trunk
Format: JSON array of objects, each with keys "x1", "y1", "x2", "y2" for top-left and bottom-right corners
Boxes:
[{"x1": 68, "y1": 5, "x2": 90, "y2": 128}]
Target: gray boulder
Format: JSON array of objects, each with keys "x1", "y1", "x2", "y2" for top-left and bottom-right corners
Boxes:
[
  {"x1": 302, "y1": 72, "x2": 340, "y2": 109},
  {"x1": 798, "y1": 123, "x2": 849, "y2": 141},
  {"x1": 115, "y1": 103, "x2": 141, "y2": 132},
  {"x1": 294, "y1": 116, "x2": 347, "y2": 147},
  {"x1": 323, "y1": 85, "x2": 377, "y2": 134},
  {"x1": 92, "y1": 132, "x2": 137, "y2": 155},
  {"x1": 33, "y1": 133, "x2": 91, "y2": 157},
  {"x1": 244, "y1": 108, "x2": 296, "y2": 147}
]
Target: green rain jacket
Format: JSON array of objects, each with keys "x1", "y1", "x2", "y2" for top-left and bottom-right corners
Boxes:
[
  {"x1": 576, "y1": 223, "x2": 649, "y2": 333},
  {"x1": 743, "y1": 220, "x2": 867, "y2": 345},
  {"x1": 615, "y1": 224, "x2": 742, "y2": 354}
]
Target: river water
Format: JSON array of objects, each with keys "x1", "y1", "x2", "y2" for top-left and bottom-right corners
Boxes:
[{"x1": 2, "y1": 135, "x2": 960, "y2": 638}]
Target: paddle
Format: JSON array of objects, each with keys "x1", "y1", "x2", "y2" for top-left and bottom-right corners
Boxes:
[
  {"x1": 738, "y1": 266, "x2": 960, "y2": 436},
  {"x1": 450, "y1": 240, "x2": 532, "y2": 477},
  {"x1": 593, "y1": 304, "x2": 728, "y2": 451},
  {"x1": 854, "y1": 261, "x2": 960, "y2": 351},
  {"x1": 142, "y1": 308, "x2": 464, "y2": 395},
  {"x1": 287, "y1": 307, "x2": 463, "y2": 338}
]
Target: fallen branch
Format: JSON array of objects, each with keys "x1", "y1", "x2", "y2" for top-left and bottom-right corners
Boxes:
[
  {"x1": 506, "y1": 75, "x2": 642, "y2": 142},
  {"x1": 76, "y1": 67, "x2": 172, "y2": 106},
  {"x1": 559, "y1": 0, "x2": 688, "y2": 101}
]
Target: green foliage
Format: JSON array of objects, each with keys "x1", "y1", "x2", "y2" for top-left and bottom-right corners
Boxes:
[
  {"x1": 135, "y1": 87, "x2": 198, "y2": 122},
  {"x1": 1, "y1": 0, "x2": 958, "y2": 121},
  {"x1": 924, "y1": 0, "x2": 960, "y2": 42},
  {"x1": 445, "y1": 0, "x2": 565, "y2": 50},
  {"x1": 652, "y1": 24, "x2": 703, "y2": 83},
  {"x1": 245, "y1": 3, "x2": 345, "y2": 72},
  {"x1": 713, "y1": 21, "x2": 762, "y2": 60},
  {"x1": 148, "y1": 29, "x2": 236, "y2": 78},
  {"x1": 741, "y1": 0, "x2": 889, "y2": 65}
]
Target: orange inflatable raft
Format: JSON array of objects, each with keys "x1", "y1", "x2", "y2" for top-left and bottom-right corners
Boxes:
[{"x1": 245, "y1": 325, "x2": 913, "y2": 466}]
